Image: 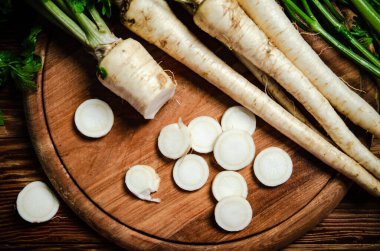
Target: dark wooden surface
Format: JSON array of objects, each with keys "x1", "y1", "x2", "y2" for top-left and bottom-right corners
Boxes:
[{"x1": 1, "y1": 7, "x2": 380, "y2": 251}]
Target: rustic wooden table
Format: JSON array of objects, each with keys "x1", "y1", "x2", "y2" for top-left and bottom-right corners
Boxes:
[{"x1": 1, "y1": 7, "x2": 380, "y2": 251}]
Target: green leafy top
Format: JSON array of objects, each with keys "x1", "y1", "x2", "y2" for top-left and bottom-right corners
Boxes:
[{"x1": 0, "y1": 26, "x2": 42, "y2": 91}]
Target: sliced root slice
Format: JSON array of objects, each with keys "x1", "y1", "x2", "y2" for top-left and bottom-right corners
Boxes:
[
  {"x1": 74, "y1": 99, "x2": 114, "y2": 138},
  {"x1": 213, "y1": 130, "x2": 255, "y2": 170},
  {"x1": 221, "y1": 106, "x2": 256, "y2": 135},
  {"x1": 125, "y1": 165, "x2": 161, "y2": 203},
  {"x1": 16, "y1": 181, "x2": 60, "y2": 223},
  {"x1": 214, "y1": 196, "x2": 252, "y2": 232},
  {"x1": 212, "y1": 171, "x2": 248, "y2": 201},
  {"x1": 188, "y1": 116, "x2": 222, "y2": 153},
  {"x1": 173, "y1": 154, "x2": 209, "y2": 191},
  {"x1": 158, "y1": 118, "x2": 191, "y2": 159},
  {"x1": 253, "y1": 147, "x2": 293, "y2": 187}
]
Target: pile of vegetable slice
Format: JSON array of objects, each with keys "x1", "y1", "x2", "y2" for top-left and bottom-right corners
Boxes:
[{"x1": 124, "y1": 106, "x2": 293, "y2": 232}]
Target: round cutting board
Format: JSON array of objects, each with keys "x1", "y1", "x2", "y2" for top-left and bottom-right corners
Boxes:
[{"x1": 25, "y1": 19, "x2": 377, "y2": 250}]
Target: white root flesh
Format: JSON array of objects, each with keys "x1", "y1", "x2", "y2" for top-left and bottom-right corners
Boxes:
[
  {"x1": 193, "y1": 0, "x2": 380, "y2": 183},
  {"x1": 253, "y1": 147, "x2": 293, "y2": 187},
  {"x1": 16, "y1": 181, "x2": 60, "y2": 223},
  {"x1": 120, "y1": 0, "x2": 380, "y2": 196},
  {"x1": 237, "y1": 0, "x2": 380, "y2": 138},
  {"x1": 188, "y1": 116, "x2": 222, "y2": 153},
  {"x1": 158, "y1": 118, "x2": 191, "y2": 159},
  {"x1": 214, "y1": 130, "x2": 255, "y2": 171},
  {"x1": 125, "y1": 165, "x2": 161, "y2": 203},
  {"x1": 221, "y1": 106, "x2": 256, "y2": 135},
  {"x1": 74, "y1": 99, "x2": 114, "y2": 138},
  {"x1": 98, "y1": 38, "x2": 176, "y2": 119},
  {"x1": 173, "y1": 154, "x2": 209, "y2": 191},
  {"x1": 214, "y1": 196, "x2": 253, "y2": 232},
  {"x1": 235, "y1": 54, "x2": 316, "y2": 132},
  {"x1": 212, "y1": 171, "x2": 248, "y2": 201}
]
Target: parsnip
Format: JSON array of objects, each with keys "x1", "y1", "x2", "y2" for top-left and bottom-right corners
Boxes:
[
  {"x1": 221, "y1": 106, "x2": 256, "y2": 135},
  {"x1": 74, "y1": 99, "x2": 114, "y2": 138},
  {"x1": 29, "y1": 0, "x2": 175, "y2": 120},
  {"x1": 237, "y1": 0, "x2": 380, "y2": 137},
  {"x1": 16, "y1": 181, "x2": 59, "y2": 223},
  {"x1": 192, "y1": 0, "x2": 380, "y2": 180},
  {"x1": 214, "y1": 196, "x2": 252, "y2": 232},
  {"x1": 254, "y1": 147, "x2": 293, "y2": 187},
  {"x1": 173, "y1": 154, "x2": 209, "y2": 191},
  {"x1": 116, "y1": 0, "x2": 380, "y2": 196},
  {"x1": 98, "y1": 39, "x2": 175, "y2": 119},
  {"x1": 188, "y1": 116, "x2": 222, "y2": 153}
]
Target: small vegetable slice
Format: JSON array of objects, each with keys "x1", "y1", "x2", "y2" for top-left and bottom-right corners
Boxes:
[
  {"x1": 16, "y1": 181, "x2": 60, "y2": 223},
  {"x1": 173, "y1": 154, "x2": 209, "y2": 191},
  {"x1": 214, "y1": 130, "x2": 255, "y2": 170},
  {"x1": 125, "y1": 165, "x2": 161, "y2": 203},
  {"x1": 221, "y1": 106, "x2": 256, "y2": 135},
  {"x1": 74, "y1": 99, "x2": 114, "y2": 138},
  {"x1": 253, "y1": 147, "x2": 293, "y2": 187},
  {"x1": 212, "y1": 171, "x2": 248, "y2": 201},
  {"x1": 158, "y1": 118, "x2": 191, "y2": 159},
  {"x1": 188, "y1": 116, "x2": 222, "y2": 153},
  {"x1": 214, "y1": 196, "x2": 252, "y2": 232}
]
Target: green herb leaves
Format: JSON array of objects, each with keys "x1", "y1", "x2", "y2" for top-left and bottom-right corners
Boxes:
[{"x1": 0, "y1": 26, "x2": 42, "y2": 91}]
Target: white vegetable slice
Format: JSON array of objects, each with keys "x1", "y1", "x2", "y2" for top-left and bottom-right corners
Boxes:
[
  {"x1": 213, "y1": 130, "x2": 255, "y2": 170},
  {"x1": 221, "y1": 106, "x2": 257, "y2": 135},
  {"x1": 214, "y1": 196, "x2": 252, "y2": 232},
  {"x1": 212, "y1": 171, "x2": 248, "y2": 201},
  {"x1": 158, "y1": 118, "x2": 191, "y2": 159},
  {"x1": 173, "y1": 154, "x2": 209, "y2": 191},
  {"x1": 16, "y1": 181, "x2": 60, "y2": 223},
  {"x1": 253, "y1": 147, "x2": 293, "y2": 187},
  {"x1": 74, "y1": 99, "x2": 114, "y2": 138},
  {"x1": 125, "y1": 165, "x2": 161, "y2": 203},
  {"x1": 188, "y1": 116, "x2": 222, "y2": 153}
]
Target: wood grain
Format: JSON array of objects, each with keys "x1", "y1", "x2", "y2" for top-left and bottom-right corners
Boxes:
[
  {"x1": 1, "y1": 5, "x2": 380, "y2": 251},
  {"x1": 22, "y1": 16, "x2": 379, "y2": 249}
]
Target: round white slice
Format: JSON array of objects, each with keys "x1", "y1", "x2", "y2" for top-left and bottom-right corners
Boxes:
[
  {"x1": 16, "y1": 181, "x2": 60, "y2": 223},
  {"x1": 173, "y1": 154, "x2": 209, "y2": 191},
  {"x1": 212, "y1": 171, "x2": 248, "y2": 201},
  {"x1": 213, "y1": 130, "x2": 255, "y2": 171},
  {"x1": 74, "y1": 99, "x2": 114, "y2": 138},
  {"x1": 221, "y1": 106, "x2": 256, "y2": 135},
  {"x1": 158, "y1": 119, "x2": 191, "y2": 159},
  {"x1": 253, "y1": 147, "x2": 293, "y2": 187},
  {"x1": 214, "y1": 196, "x2": 252, "y2": 232},
  {"x1": 188, "y1": 116, "x2": 222, "y2": 153},
  {"x1": 125, "y1": 165, "x2": 161, "y2": 203}
]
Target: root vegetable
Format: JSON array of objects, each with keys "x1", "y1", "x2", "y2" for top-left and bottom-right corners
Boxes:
[
  {"x1": 117, "y1": 0, "x2": 380, "y2": 196},
  {"x1": 74, "y1": 99, "x2": 114, "y2": 138},
  {"x1": 158, "y1": 119, "x2": 191, "y2": 159},
  {"x1": 191, "y1": 0, "x2": 380, "y2": 181},
  {"x1": 237, "y1": 0, "x2": 380, "y2": 137},
  {"x1": 173, "y1": 154, "x2": 209, "y2": 191},
  {"x1": 253, "y1": 147, "x2": 293, "y2": 187},
  {"x1": 221, "y1": 106, "x2": 256, "y2": 135},
  {"x1": 16, "y1": 181, "x2": 59, "y2": 223},
  {"x1": 213, "y1": 130, "x2": 255, "y2": 171},
  {"x1": 188, "y1": 116, "x2": 222, "y2": 153},
  {"x1": 235, "y1": 54, "x2": 317, "y2": 132},
  {"x1": 98, "y1": 39, "x2": 175, "y2": 119},
  {"x1": 212, "y1": 171, "x2": 248, "y2": 201},
  {"x1": 28, "y1": 0, "x2": 175, "y2": 120},
  {"x1": 125, "y1": 165, "x2": 161, "y2": 203},
  {"x1": 214, "y1": 196, "x2": 252, "y2": 232}
]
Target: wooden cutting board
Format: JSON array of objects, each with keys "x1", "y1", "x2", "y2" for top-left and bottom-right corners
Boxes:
[{"x1": 24, "y1": 15, "x2": 378, "y2": 250}]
